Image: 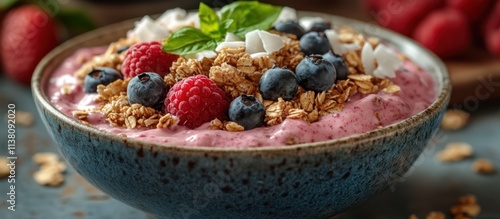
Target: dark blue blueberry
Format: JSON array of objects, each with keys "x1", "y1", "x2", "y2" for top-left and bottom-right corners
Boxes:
[
  {"x1": 228, "y1": 95, "x2": 265, "y2": 130},
  {"x1": 127, "y1": 72, "x2": 168, "y2": 110},
  {"x1": 116, "y1": 45, "x2": 130, "y2": 54},
  {"x1": 273, "y1": 20, "x2": 306, "y2": 39},
  {"x1": 299, "y1": 31, "x2": 331, "y2": 55},
  {"x1": 259, "y1": 66, "x2": 298, "y2": 101},
  {"x1": 308, "y1": 21, "x2": 331, "y2": 33},
  {"x1": 295, "y1": 55, "x2": 336, "y2": 92},
  {"x1": 322, "y1": 51, "x2": 348, "y2": 80},
  {"x1": 84, "y1": 67, "x2": 123, "y2": 93}
]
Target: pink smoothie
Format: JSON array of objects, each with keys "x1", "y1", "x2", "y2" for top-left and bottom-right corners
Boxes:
[{"x1": 47, "y1": 47, "x2": 436, "y2": 148}]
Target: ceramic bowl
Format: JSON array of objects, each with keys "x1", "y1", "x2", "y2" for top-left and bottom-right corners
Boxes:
[{"x1": 32, "y1": 11, "x2": 451, "y2": 219}]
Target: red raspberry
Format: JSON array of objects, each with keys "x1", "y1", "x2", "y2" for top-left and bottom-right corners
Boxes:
[
  {"x1": 121, "y1": 41, "x2": 178, "y2": 79},
  {"x1": 370, "y1": 0, "x2": 443, "y2": 36},
  {"x1": 446, "y1": 0, "x2": 492, "y2": 22},
  {"x1": 164, "y1": 75, "x2": 230, "y2": 129},
  {"x1": 482, "y1": 0, "x2": 500, "y2": 56},
  {"x1": 0, "y1": 5, "x2": 59, "y2": 85},
  {"x1": 413, "y1": 8, "x2": 471, "y2": 58}
]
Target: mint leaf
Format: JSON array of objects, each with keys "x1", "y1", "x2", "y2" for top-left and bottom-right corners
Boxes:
[
  {"x1": 0, "y1": 0, "x2": 17, "y2": 10},
  {"x1": 163, "y1": 27, "x2": 218, "y2": 55},
  {"x1": 220, "y1": 1, "x2": 282, "y2": 38},
  {"x1": 53, "y1": 9, "x2": 97, "y2": 36},
  {"x1": 199, "y1": 2, "x2": 222, "y2": 39}
]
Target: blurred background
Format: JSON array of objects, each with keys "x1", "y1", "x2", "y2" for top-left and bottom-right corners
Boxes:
[{"x1": 0, "y1": 0, "x2": 499, "y2": 219}]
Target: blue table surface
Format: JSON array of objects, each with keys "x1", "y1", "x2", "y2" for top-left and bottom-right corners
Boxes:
[{"x1": 0, "y1": 75, "x2": 499, "y2": 219}]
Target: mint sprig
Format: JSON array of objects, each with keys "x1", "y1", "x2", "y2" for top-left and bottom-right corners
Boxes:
[{"x1": 163, "y1": 1, "x2": 282, "y2": 55}]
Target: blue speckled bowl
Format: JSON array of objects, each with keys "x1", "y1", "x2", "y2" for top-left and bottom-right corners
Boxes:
[{"x1": 32, "y1": 12, "x2": 451, "y2": 219}]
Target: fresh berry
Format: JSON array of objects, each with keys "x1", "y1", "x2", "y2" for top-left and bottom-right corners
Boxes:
[
  {"x1": 372, "y1": 0, "x2": 443, "y2": 36},
  {"x1": 322, "y1": 51, "x2": 348, "y2": 80},
  {"x1": 273, "y1": 20, "x2": 306, "y2": 39},
  {"x1": 0, "y1": 5, "x2": 59, "y2": 85},
  {"x1": 228, "y1": 95, "x2": 265, "y2": 130},
  {"x1": 121, "y1": 41, "x2": 178, "y2": 79},
  {"x1": 482, "y1": 0, "x2": 500, "y2": 56},
  {"x1": 300, "y1": 31, "x2": 331, "y2": 55},
  {"x1": 485, "y1": 30, "x2": 500, "y2": 56},
  {"x1": 116, "y1": 45, "x2": 130, "y2": 54},
  {"x1": 127, "y1": 72, "x2": 168, "y2": 110},
  {"x1": 164, "y1": 75, "x2": 230, "y2": 129},
  {"x1": 295, "y1": 55, "x2": 336, "y2": 92},
  {"x1": 413, "y1": 8, "x2": 471, "y2": 58},
  {"x1": 307, "y1": 22, "x2": 331, "y2": 33},
  {"x1": 259, "y1": 66, "x2": 298, "y2": 101},
  {"x1": 84, "y1": 68, "x2": 123, "y2": 93},
  {"x1": 446, "y1": 0, "x2": 491, "y2": 22}
]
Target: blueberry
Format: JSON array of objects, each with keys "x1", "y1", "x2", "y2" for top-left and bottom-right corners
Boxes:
[
  {"x1": 295, "y1": 55, "x2": 336, "y2": 92},
  {"x1": 300, "y1": 31, "x2": 331, "y2": 55},
  {"x1": 322, "y1": 51, "x2": 348, "y2": 80},
  {"x1": 127, "y1": 72, "x2": 168, "y2": 110},
  {"x1": 273, "y1": 20, "x2": 306, "y2": 39},
  {"x1": 116, "y1": 45, "x2": 130, "y2": 54},
  {"x1": 259, "y1": 66, "x2": 298, "y2": 101},
  {"x1": 308, "y1": 21, "x2": 331, "y2": 33},
  {"x1": 84, "y1": 67, "x2": 123, "y2": 93},
  {"x1": 228, "y1": 95, "x2": 265, "y2": 130}
]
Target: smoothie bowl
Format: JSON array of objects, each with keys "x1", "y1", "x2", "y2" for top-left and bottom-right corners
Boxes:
[{"x1": 32, "y1": 2, "x2": 450, "y2": 219}]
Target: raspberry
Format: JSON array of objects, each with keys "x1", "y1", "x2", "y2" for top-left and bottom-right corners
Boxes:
[
  {"x1": 164, "y1": 75, "x2": 230, "y2": 129},
  {"x1": 371, "y1": 0, "x2": 443, "y2": 36},
  {"x1": 446, "y1": 0, "x2": 492, "y2": 22},
  {"x1": 0, "y1": 5, "x2": 59, "y2": 85},
  {"x1": 121, "y1": 41, "x2": 178, "y2": 79},
  {"x1": 413, "y1": 8, "x2": 471, "y2": 58},
  {"x1": 482, "y1": 0, "x2": 500, "y2": 56}
]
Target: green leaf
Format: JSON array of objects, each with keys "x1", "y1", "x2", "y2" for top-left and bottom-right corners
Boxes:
[
  {"x1": 54, "y1": 9, "x2": 97, "y2": 36},
  {"x1": 163, "y1": 27, "x2": 218, "y2": 55},
  {"x1": 0, "y1": 0, "x2": 17, "y2": 10},
  {"x1": 199, "y1": 2, "x2": 222, "y2": 39},
  {"x1": 220, "y1": 1, "x2": 282, "y2": 38}
]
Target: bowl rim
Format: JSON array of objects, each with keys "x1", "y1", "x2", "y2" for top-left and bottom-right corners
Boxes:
[{"x1": 32, "y1": 11, "x2": 451, "y2": 155}]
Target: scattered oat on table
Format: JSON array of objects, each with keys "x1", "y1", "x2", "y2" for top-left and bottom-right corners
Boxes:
[
  {"x1": 32, "y1": 152, "x2": 67, "y2": 186},
  {"x1": 0, "y1": 157, "x2": 10, "y2": 178},
  {"x1": 441, "y1": 109, "x2": 470, "y2": 131},
  {"x1": 436, "y1": 142, "x2": 474, "y2": 162},
  {"x1": 472, "y1": 158, "x2": 495, "y2": 174},
  {"x1": 450, "y1": 195, "x2": 481, "y2": 219},
  {"x1": 425, "y1": 211, "x2": 446, "y2": 219}
]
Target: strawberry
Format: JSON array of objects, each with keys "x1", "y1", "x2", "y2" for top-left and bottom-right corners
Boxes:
[
  {"x1": 482, "y1": 0, "x2": 500, "y2": 56},
  {"x1": 0, "y1": 5, "x2": 59, "y2": 85},
  {"x1": 413, "y1": 8, "x2": 471, "y2": 58},
  {"x1": 371, "y1": 0, "x2": 443, "y2": 36},
  {"x1": 447, "y1": 0, "x2": 492, "y2": 22}
]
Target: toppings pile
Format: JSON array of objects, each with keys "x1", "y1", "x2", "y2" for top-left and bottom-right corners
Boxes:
[{"x1": 71, "y1": 1, "x2": 404, "y2": 131}]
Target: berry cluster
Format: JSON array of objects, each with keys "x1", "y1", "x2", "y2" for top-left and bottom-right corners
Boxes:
[
  {"x1": 85, "y1": 20, "x2": 352, "y2": 131},
  {"x1": 366, "y1": 0, "x2": 500, "y2": 57}
]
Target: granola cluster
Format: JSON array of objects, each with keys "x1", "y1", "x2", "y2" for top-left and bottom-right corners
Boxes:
[{"x1": 71, "y1": 27, "x2": 401, "y2": 131}]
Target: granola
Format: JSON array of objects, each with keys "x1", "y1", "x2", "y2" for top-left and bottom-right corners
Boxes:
[
  {"x1": 436, "y1": 142, "x2": 474, "y2": 162},
  {"x1": 472, "y1": 158, "x2": 495, "y2": 174},
  {"x1": 441, "y1": 109, "x2": 470, "y2": 131},
  {"x1": 32, "y1": 152, "x2": 67, "y2": 187},
  {"x1": 72, "y1": 23, "x2": 401, "y2": 130}
]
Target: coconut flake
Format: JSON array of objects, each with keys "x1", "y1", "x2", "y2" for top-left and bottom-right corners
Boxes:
[
  {"x1": 216, "y1": 41, "x2": 246, "y2": 51},
  {"x1": 225, "y1": 33, "x2": 242, "y2": 42},
  {"x1": 156, "y1": 8, "x2": 199, "y2": 32},
  {"x1": 259, "y1": 31, "x2": 285, "y2": 54},
  {"x1": 298, "y1": 16, "x2": 326, "y2": 31},
  {"x1": 361, "y1": 42, "x2": 375, "y2": 75},
  {"x1": 274, "y1": 6, "x2": 297, "y2": 24},
  {"x1": 250, "y1": 52, "x2": 269, "y2": 59},
  {"x1": 245, "y1": 30, "x2": 265, "y2": 54},
  {"x1": 128, "y1": 16, "x2": 169, "y2": 42}
]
